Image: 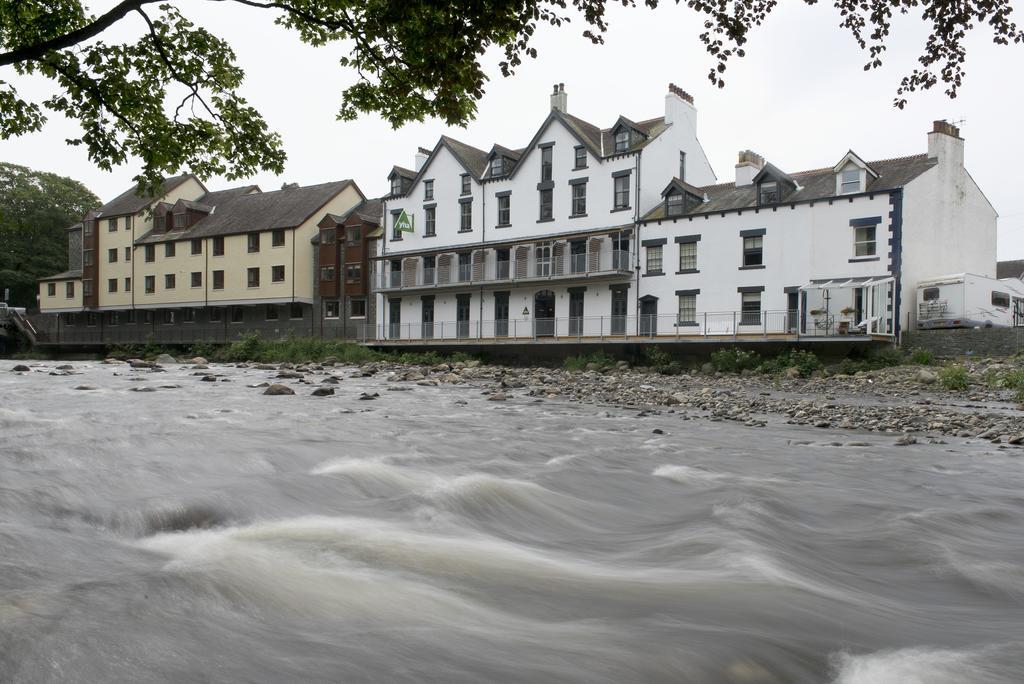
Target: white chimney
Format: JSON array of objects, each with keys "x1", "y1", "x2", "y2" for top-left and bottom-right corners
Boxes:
[
  {"x1": 735, "y1": 150, "x2": 764, "y2": 187},
  {"x1": 664, "y1": 83, "x2": 696, "y2": 128},
  {"x1": 550, "y1": 83, "x2": 567, "y2": 113},
  {"x1": 414, "y1": 146, "x2": 430, "y2": 172},
  {"x1": 927, "y1": 120, "x2": 964, "y2": 168}
]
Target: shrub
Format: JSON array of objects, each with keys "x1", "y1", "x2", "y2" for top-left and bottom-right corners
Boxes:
[
  {"x1": 710, "y1": 347, "x2": 761, "y2": 374},
  {"x1": 564, "y1": 351, "x2": 615, "y2": 371},
  {"x1": 908, "y1": 348, "x2": 933, "y2": 365},
  {"x1": 758, "y1": 349, "x2": 823, "y2": 378},
  {"x1": 833, "y1": 347, "x2": 906, "y2": 375},
  {"x1": 938, "y1": 364, "x2": 969, "y2": 391},
  {"x1": 1003, "y1": 368, "x2": 1024, "y2": 390},
  {"x1": 644, "y1": 347, "x2": 682, "y2": 375}
]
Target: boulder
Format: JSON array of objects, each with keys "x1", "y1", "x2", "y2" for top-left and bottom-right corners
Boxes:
[
  {"x1": 130, "y1": 386, "x2": 157, "y2": 392},
  {"x1": 488, "y1": 392, "x2": 507, "y2": 402},
  {"x1": 895, "y1": 434, "x2": 917, "y2": 446},
  {"x1": 915, "y1": 369, "x2": 938, "y2": 385},
  {"x1": 311, "y1": 387, "x2": 335, "y2": 397},
  {"x1": 700, "y1": 362, "x2": 715, "y2": 375},
  {"x1": 55, "y1": 364, "x2": 73, "y2": 370},
  {"x1": 11, "y1": 364, "x2": 30, "y2": 372},
  {"x1": 276, "y1": 370, "x2": 304, "y2": 379},
  {"x1": 129, "y1": 359, "x2": 152, "y2": 369},
  {"x1": 74, "y1": 385, "x2": 98, "y2": 391},
  {"x1": 358, "y1": 392, "x2": 379, "y2": 400},
  {"x1": 784, "y1": 367, "x2": 801, "y2": 380},
  {"x1": 188, "y1": 357, "x2": 208, "y2": 365},
  {"x1": 200, "y1": 376, "x2": 217, "y2": 382},
  {"x1": 255, "y1": 364, "x2": 279, "y2": 371},
  {"x1": 321, "y1": 376, "x2": 341, "y2": 384},
  {"x1": 154, "y1": 353, "x2": 177, "y2": 365},
  {"x1": 263, "y1": 383, "x2": 295, "y2": 396}
]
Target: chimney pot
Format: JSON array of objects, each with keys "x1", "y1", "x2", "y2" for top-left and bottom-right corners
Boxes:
[
  {"x1": 668, "y1": 83, "x2": 694, "y2": 105},
  {"x1": 932, "y1": 119, "x2": 960, "y2": 138},
  {"x1": 550, "y1": 83, "x2": 568, "y2": 113}
]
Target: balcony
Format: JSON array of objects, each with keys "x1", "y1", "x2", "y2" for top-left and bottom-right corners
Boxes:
[{"x1": 375, "y1": 249, "x2": 631, "y2": 293}]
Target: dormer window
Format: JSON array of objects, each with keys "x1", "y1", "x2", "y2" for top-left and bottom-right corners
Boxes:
[
  {"x1": 173, "y1": 213, "x2": 186, "y2": 229},
  {"x1": 390, "y1": 176, "x2": 402, "y2": 196},
  {"x1": 758, "y1": 181, "x2": 779, "y2": 205},
  {"x1": 840, "y1": 168, "x2": 860, "y2": 194},
  {"x1": 666, "y1": 191, "x2": 683, "y2": 217},
  {"x1": 490, "y1": 157, "x2": 504, "y2": 177},
  {"x1": 614, "y1": 129, "x2": 629, "y2": 153}
]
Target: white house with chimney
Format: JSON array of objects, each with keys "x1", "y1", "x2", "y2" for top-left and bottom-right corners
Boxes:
[{"x1": 369, "y1": 84, "x2": 997, "y2": 344}]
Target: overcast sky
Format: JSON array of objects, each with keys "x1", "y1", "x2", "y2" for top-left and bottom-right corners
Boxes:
[{"x1": 2, "y1": 1, "x2": 1021, "y2": 259}]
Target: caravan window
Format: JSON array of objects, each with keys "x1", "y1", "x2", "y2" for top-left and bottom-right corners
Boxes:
[
  {"x1": 992, "y1": 291, "x2": 1010, "y2": 308},
  {"x1": 922, "y1": 287, "x2": 940, "y2": 301}
]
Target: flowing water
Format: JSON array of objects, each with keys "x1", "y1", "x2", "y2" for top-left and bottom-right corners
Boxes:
[{"x1": 2, "y1": 362, "x2": 1023, "y2": 683}]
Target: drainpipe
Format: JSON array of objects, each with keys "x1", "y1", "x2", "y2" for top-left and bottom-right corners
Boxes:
[
  {"x1": 479, "y1": 181, "x2": 485, "y2": 332},
  {"x1": 633, "y1": 150, "x2": 641, "y2": 336}
]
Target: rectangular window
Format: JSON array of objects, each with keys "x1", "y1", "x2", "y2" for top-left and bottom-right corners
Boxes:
[
  {"x1": 497, "y1": 196, "x2": 510, "y2": 226},
  {"x1": 539, "y1": 188, "x2": 553, "y2": 220},
  {"x1": 351, "y1": 298, "x2": 367, "y2": 318},
  {"x1": 125, "y1": 247, "x2": 131, "y2": 262},
  {"x1": 535, "y1": 242, "x2": 552, "y2": 277},
  {"x1": 162, "y1": 309, "x2": 176, "y2": 325},
  {"x1": 212, "y1": 270, "x2": 224, "y2": 290},
  {"x1": 107, "y1": 248, "x2": 117, "y2": 263},
  {"x1": 424, "y1": 179, "x2": 434, "y2": 201},
  {"x1": 490, "y1": 157, "x2": 503, "y2": 177},
  {"x1": 271, "y1": 229, "x2": 285, "y2": 247},
  {"x1": 124, "y1": 277, "x2": 131, "y2": 292},
  {"x1": 741, "y1": 292, "x2": 762, "y2": 325},
  {"x1": 107, "y1": 218, "x2": 117, "y2": 232},
  {"x1": 231, "y1": 306, "x2": 244, "y2": 323},
  {"x1": 423, "y1": 255, "x2": 436, "y2": 284},
  {"x1": 743, "y1": 236, "x2": 763, "y2": 267},
  {"x1": 392, "y1": 212, "x2": 402, "y2": 240},
  {"x1": 460, "y1": 201, "x2": 472, "y2": 232},
  {"x1": 247, "y1": 267, "x2": 260, "y2": 288},
  {"x1": 666, "y1": 192, "x2": 683, "y2": 216},
  {"x1": 126, "y1": 310, "x2": 136, "y2": 324},
  {"x1": 324, "y1": 300, "x2": 340, "y2": 319},
  {"x1": 425, "y1": 207, "x2": 436, "y2": 236},
  {"x1": 265, "y1": 305, "x2": 279, "y2": 321},
  {"x1": 321, "y1": 266, "x2": 335, "y2": 282},
  {"x1": 47, "y1": 282, "x2": 55, "y2": 297},
  {"x1": 678, "y1": 294, "x2": 696, "y2": 324},
  {"x1": 164, "y1": 273, "x2": 175, "y2": 290},
  {"x1": 144, "y1": 275, "x2": 155, "y2": 294},
  {"x1": 106, "y1": 311, "x2": 119, "y2": 326},
  {"x1": 854, "y1": 225, "x2": 876, "y2": 256},
  {"x1": 574, "y1": 146, "x2": 587, "y2": 169},
  {"x1": 346, "y1": 264, "x2": 361, "y2": 283},
  {"x1": 212, "y1": 236, "x2": 224, "y2": 256},
  {"x1": 679, "y1": 241, "x2": 697, "y2": 271},
  {"x1": 142, "y1": 310, "x2": 153, "y2": 325},
  {"x1": 457, "y1": 252, "x2": 472, "y2": 282},
  {"x1": 646, "y1": 245, "x2": 663, "y2": 275},
  {"x1": 164, "y1": 242, "x2": 175, "y2": 258},
  {"x1": 247, "y1": 233, "x2": 260, "y2": 253},
  {"x1": 322, "y1": 228, "x2": 335, "y2": 245},
  {"x1": 83, "y1": 220, "x2": 93, "y2": 237},
  {"x1": 191, "y1": 271, "x2": 202, "y2": 288},
  {"x1": 82, "y1": 280, "x2": 93, "y2": 297},
  {"x1": 614, "y1": 175, "x2": 630, "y2": 209},
  {"x1": 758, "y1": 181, "x2": 779, "y2": 205},
  {"x1": 83, "y1": 250, "x2": 93, "y2": 267},
  {"x1": 460, "y1": 174, "x2": 471, "y2": 196},
  {"x1": 290, "y1": 303, "x2": 303, "y2": 320},
  {"x1": 173, "y1": 213, "x2": 186, "y2": 229},
  {"x1": 391, "y1": 176, "x2": 402, "y2": 196},
  {"x1": 992, "y1": 291, "x2": 1011, "y2": 308},
  {"x1": 66, "y1": 281, "x2": 75, "y2": 298},
  {"x1": 614, "y1": 129, "x2": 629, "y2": 153},
  {"x1": 209, "y1": 307, "x2": 222, "y2": 322},
  {"x1": 679, "y1": 151, "x2": 687, "y2": 181},
  {"x1": 347, "y1": 227, "x2": 361, "y2": 245},
  {"x1": 841, "y1": 168, "x2": 861, "y2": 194},
  {"x1": 107, "y1": 278, "x2": 117, "y2": 293},
  {"x1": 191, "y1": 239, "x2": 202, "y2": 255},
  {"x1": 271, "y1": 265, "x2": 285, "y2": 282},
  {"x1": 145, "y1": 245, "x2": 155, "y2": 263},
  {"x1": 541, "y1": 146, "x2": 552, "y2": 181},
  {"x1": 183, "y1": 308, "x2": 196, "y2": 323},
  {"x1": 571, "y1": 183, "x2": 586, "y2": 216}
]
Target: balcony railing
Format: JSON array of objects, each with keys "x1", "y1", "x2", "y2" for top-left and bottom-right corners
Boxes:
[{"x1": 375, "y1": 249, "x2": 631, "y2": 292}]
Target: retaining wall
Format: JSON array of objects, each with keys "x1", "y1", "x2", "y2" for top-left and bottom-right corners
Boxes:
[{"x1": 902, "y1": 328, "x2": 1023, "y2": 358}]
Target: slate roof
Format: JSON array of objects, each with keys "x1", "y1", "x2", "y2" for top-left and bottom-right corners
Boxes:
[
  {"x1": 390, "y1": 166, "x2": 416, "y2": 181},
  {"x1": 997, "y1": 259, "x2": 1024, "y2": 280},
  {"x1": 441, "y1": 136, "x2": 490, "y2": 178},
  {"x1": 65, "y1": 222, "x2": 82, "y2": 233},
  {"x1": 39, "y1": 269, "x2": 83, "y2": 282},
  {"x1": 198, "y1": 185, "x2": 259, "y2": 206},
  {"x1": 96, "y1": 174, "x2": 198, "y2": 217},
  {"x1": 558, "y1": 112, "x2": 667, "y2": 157},
  {"x1": 325, "y1": 198, "x2": 383, "y2": 226},
  {"x1": 641, "y1": 154, "x2": 938, "y2": 222}
]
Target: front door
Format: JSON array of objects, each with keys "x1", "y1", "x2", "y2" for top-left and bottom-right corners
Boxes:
[
  {"x1": 388, "y1": 298, "x2": 401, "y2": 339},
  {"x1": 534, "y1": 290, "x2": 555, "y2": 337},
  {"x1": 639, "y1": 297, "x2": 657, "y2": 336},
  {"x1": 494, "y1": 292, "x2": 509, "y2": 337},
  {"x1": 787, "y1": 291, "x2": 799, "y2": 333},
  {"x1": 569, "y1": 290, "x2": 584, "y2": 336},
  {"x1": 456, "y1": 294, "x2": 471, "y2": 338},
  {"x1": 611, "y1": 287, "x2": 628, "y2": 335},
  {"x1": 421, "y1": 297, "x2": 434, "y2": 339}
]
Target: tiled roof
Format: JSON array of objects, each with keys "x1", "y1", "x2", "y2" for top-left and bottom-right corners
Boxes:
[
  {"x1": 997, "y1": 259, "x2": 1024, "y2": 280},
  {"x1": 96, "y1": 174, "x2": 198, "y2": 217},
  {"x1": 441, "y1": 136, "x2": 490, "y2": 178},
  {"x1": 198, "y1": 185, "x2": 259, "y2": 206},
  {"x1": 391, "y1": 166, "x2": 416, "y2": 180},
  {"x1": 39, "y1": 269, "x2": 82, "y2": 282},
  {"x1": 641, "y1": 154, "x2": 938, "y2": 221}
]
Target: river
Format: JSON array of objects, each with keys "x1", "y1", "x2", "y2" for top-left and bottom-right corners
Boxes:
[{"x1": 2, "y1": 361, "x2": 1023, "y2": 683}]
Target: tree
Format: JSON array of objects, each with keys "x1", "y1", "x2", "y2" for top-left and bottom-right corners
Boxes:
[
  {"x1": 0, "y1": 1, "x2": 1020, "y2": 194},
  {"x1": 0, "y1": 163, "x2": 99, "y2": 308}
]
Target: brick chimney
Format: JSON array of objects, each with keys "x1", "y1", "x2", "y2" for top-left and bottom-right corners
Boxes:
[
  {"x1": 735, "y1": 150, "x2": 764, "y2": 187},
  {"x1": 415, "y1": 146, "x2": 430, "y2": 171},
  {"x1": 927, "y1": 120, "x2": 964, "y2": 167},
  {"x1": 550, "y1": 83, "x2": 567, "y2": 113},
  {"x1": 665, "y1": 83, "x2": 696, "y2": 128}
]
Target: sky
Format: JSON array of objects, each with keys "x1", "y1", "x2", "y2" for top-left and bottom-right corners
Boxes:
[{"x1": 1, "y1": 1, "x2": 1022, "y2": 259}]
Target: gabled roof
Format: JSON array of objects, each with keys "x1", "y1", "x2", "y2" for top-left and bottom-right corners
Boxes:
[
  {"x1": 171, "y1": 198, "x2": 213, "y2": 214},
  {"x1": 834, "y1": 150, "x2": 879, "y2": 178},
  {"x1": 38, "y1": 269, "x2": 83, "y2": 282},
  {"x1": 389, "y1": 165, "x2": 416, "y2": 181},
  {"x1": 661, "y1": 177, "x2": 706, "y2": 199},
  {"x1": 489, "y1": 144, "x2": 522, "y2": 161},
  {"x1": 440, "y1": 136, "x2": 490, "y2": 178},
  {"x1": 96, "y1": 174, "x2": 202, "y2": 217},
  {"x1": 752, "y1": 162, "x2": 800, "y2": 189},
  {"x1": 641, "y1": 153, "x2": 937, "y2": 222}
]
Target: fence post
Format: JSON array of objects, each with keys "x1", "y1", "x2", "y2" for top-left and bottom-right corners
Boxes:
[
  {"x1": 763, "y1": 310, "x2": 767, "y2": 338},
  {"x1": 600, "y1": 315, "x2": 604, "y2": 341},
  {"x1": 733, "y1": 311, "x2": 737, "y2": 340}
]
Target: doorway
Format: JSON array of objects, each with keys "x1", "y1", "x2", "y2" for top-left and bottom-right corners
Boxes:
[
  {"x1": 456, "y1": 293, "x2": 471, "y2": 338},
  {"x1": 494, "y1": 292, "x2": 509, "y2": 337},
  {"x1": 787, "y1": 291, "x2": 799, "y2": 333},
  {"x1": 388, "y1": 298, "x2": 401, "y2": 339},
  {"x1": 610, "y1": 287, "x2": 628, "y2": 335},
  {"x1": 569, "y1": 289, "x2": 584, "y2": 336},
  {"x1": 421, "y1": 296, "x2": 434, "y2": 339},
  {"x1": 534, "y1": 289, "x2": 555, "y2": 337},
  {"x1": 639, "y1": 296, "x2": 658, "y2": 337}
]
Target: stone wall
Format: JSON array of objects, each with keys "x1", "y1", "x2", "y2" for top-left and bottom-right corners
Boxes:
[{"x1": 902, "y1": 328, "x2": 1023, "y2": 358}]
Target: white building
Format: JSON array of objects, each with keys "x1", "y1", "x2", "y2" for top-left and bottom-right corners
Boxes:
[{"x1": 371, "y1": 85, "x2": 996, "y2": 344}]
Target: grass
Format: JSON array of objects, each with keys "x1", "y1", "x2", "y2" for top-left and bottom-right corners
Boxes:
[
  {"x1": 938, "y1": 364, "x2": 969, "y2": 391},
  {"x1": 563, "y1": 351, "x2": 616, "y2": 372}
]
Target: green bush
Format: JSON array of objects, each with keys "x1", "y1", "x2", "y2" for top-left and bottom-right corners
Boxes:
[
  {"x1": 908, "y1": 348, "x2": 933, "y2": 365},
  {"x1": 1003, "y1": 368, "x2": 1024, "y2": 390},
  {"x1": 938, "y1": 364, "x2": 969, "y2": 391},
  {"x1": 833, "y1": 347, "x2": 906, "y2": 375},
  {"x1": 710, "y1": 347, "x2": 761, "y2": 374},
  {"x1": 564, "y1": 351, "x2": 615, "y2": 371},
  {"x1": 758, "y1": 349, "x2": 823, "y2": 378},
  {"x1": 644, "y1": 347, "x2": 682, "y2": 375}
]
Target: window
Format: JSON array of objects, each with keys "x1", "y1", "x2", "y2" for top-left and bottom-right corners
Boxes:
[
  {"x1": 83, "y1": 250, "x2": 94, "y2": 267},
  {"x1": 679, "y1": 241, "x2": 697, "y2": 271},
  {"x1": 164, "y1": 242, "x2": 175, "y2": 258},
  {"x1": 743, "y1": 236, "x2": 763, "y2": 267},
  {"x1": 272, "y1": 229, "x2": 285, "y2": 247},
  {"x1": 571, "y1": 183, "x2": 587, "y2": 216},
  {"x1": 460, "y1": 201, "x2": 472, "y2": 232},
  {"x1": 741, "y1": 292, "x2": 762, "y2": 325},
  {"x1": 231, "y1": 306, "x2": 244, "y2": 323},
  {"x1": 854, "y1": 225, "x2": 876, "y2": 257},
  {"x1": 107, "y1": 218, "x2": 117, "y2": 232},
  {"x1": 321, "y1": 266, "x2": 335, "y2": 282},
  {"x1": 614, "y1": 129, "x2": 629, "y2": 153},
  {"x1": 271, "y1": 265, "x2": 285, "y2": 282},
  {"x1": 145, "y1": 245, "x2": 155, "y2": 262},
  {"x1": 290, "y1": 304, "x2": 303, "y2": 319},
  {"x1": 212, "y1": 270, "x2": 224, "y2": 290},
  {"x1": 125, "y1": 247, "x2": 131, "y2": 262},
  {"x1": 497, "y1": 195, "x2": 510, "y2": 226},
  {"x1": 424, "y1": 179, "x2": 434, "y2": 201},
  {"x1": 322, "y1": 228, "x2": 335, "y2": 245},
  {"x1": 347, "y1": 227, "x2": 361, "y2": 245},
  {"x1": 183, "y1": 308, "x2": 196, "y2": 323},
  {"x1": 47, "y1": 282, "x2": 55, "y2": 297},
  {"x1": 646, "y1": 245, "x2": 663, "y2": 275},
  {"x1": 212, "y1": 236, "x2": 224, "y2": 256},
  {"x1": 126, "y1": 310, "x2": 136, "y2": 324},
  {"x1": 82, "y1": 280, "x2": 93, "y2": 297},
  {"x1": 247, "y1": 267, "x2": 260, "y2": 288},
  {"x1": 346, "y1": 264, "x2": 361, "y2": 283},
  {"x1": 614, "y1": 175, "x2": 630, "y2": 210},
  {"x1": 425, "y1": 207, "x2": 436, "y2": 236},
  {"x1": 539, "y1": 188, "x2": 553, "y2": 220},
  {"x1": 107, "y1": 278, "x2": 117, "y2": 293},
  {"x1": 124, "y1": 277, "x2": 131, "y2": 292},
  {"x1": 164, "y1": 273, "x2": 175, "y2": 289},
  {"x1": 325, "y1": 301, "x2": 340, "y2": 319},
  {"x1": 265, "y1": 305, "x2": 279, "y2": 321},
  {"x1": 841, "y1": 168, "x2": 861, "y2": 194},
  {"x1": 162, "y1": 309, "x2": 175, "y2": 325},
  {"x1": 191, "y1": 271, "x2": 202, "y2": 288},
  {"x1": 490, "y1": 157, "x2": 503, "y2": 177},
  {"x1": 460, "y1": 174, "x2": 471, "y2": 196},
  {"x1": 541, "y1": 147, "x2": 552, "y2": 181},
  {"x1": 922, "y1": 287, "x2": 940, "y2": 301},
  {"x1": 351, "y1": 298, "x2": 367, "y2": 318},
  {"x1": 678, "y1": 294, "x2": 696, "y2": 325},
  {"x1": 144, "y1": 275, "x2": 155, "y2": 294},
  {"x1": 992, "y1": 291, "x2": 1011, "y2": 308},
  {"x1": 209, "y1": 307, "x2": 222, "y2": 322},
  {"x1": 666, "y1": 191, "x2": 683, "y2": 217},
  {"x1": 423, "y1": 255, "x2": 436, "y2": 283},
  {"x1": 758, "y1": 181, "x2": 779, "y2": 205},
  {"x1": 106, "y1": 311, "x2": 119, "y2": 326},
  {"x1": 679, "y1": 151, "x2": 687, "y2": 181},
  {"x1": 142, "y1": 310, "x2": 153, "y2": 325},
  {"x1": 390, "y1": 176, "x2": 402, "y2": 196},
  {"x1": 63, "y1": 312, "x2": 76, "y2": 325},
  {"x1": 392, "y1": 212, "x2": 403, "y2": 240},
  {"x1": 535, "y1": 242, "x2": 552, "y2": 277},
  {"x1": 574, "y1": 146, "x2": 587, "y2": 169},
  {"x1": 83, "y1": 220, "x2": 93, "y2": 237},
  {"x1": 458, "y1": 252, "x2": 472, "y2": 282},
  {"x1": 191, "y1": 239, "x2": 202, "y2": 255},
  {"x1": 247, "y1": 233, "x2": 260, "y2": 253},
  {"x1": 66, "y1": 281, "x2": 75, "y2": 298},
  {"x1": 85, "y1": 311, "x2": 97, "y2": 326},
  {"x1": 173, "y1": 213, "x2": 186, "y2": 229}
]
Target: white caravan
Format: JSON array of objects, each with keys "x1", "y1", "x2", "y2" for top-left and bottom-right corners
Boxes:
[{"x1": 916, "y1": 273, "x2": 1024, "y2": 329}]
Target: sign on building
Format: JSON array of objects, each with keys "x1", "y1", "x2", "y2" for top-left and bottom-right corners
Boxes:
[{"x1": 395, "y1": 210, "x2": 414, "y2": 234}]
